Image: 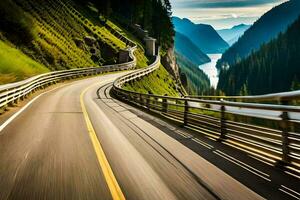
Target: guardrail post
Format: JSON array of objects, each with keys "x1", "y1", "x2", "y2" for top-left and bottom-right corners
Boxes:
[
  {"x1": 139, "y1": 93, "x2": 143, "y2": 106},
  {"x1": 20, "y1": 92, "x2": 24, "y2": 101},
  {"x1": 219, "y1": 101, "x2": 226, "y2": 140},
  {"x1": 146, "y1": 92, "x2": 153, "y2": 110},
  {"x1": 127, "y1": 92, "x2": 132, "y2": 102},
  {"x1": 183, "y1": 99, "x2": 189, "y2": 126},
  {"x1": 278, "y1": 100, "x2": 290, "y2": 165},
  {"x1": 146, "y1": 96, "x2": 150, "y2": 109},
  {"x1": 154, "y1": 97, "x2": 158, "y2": 110},
  {"x1": 162, "y1": 95, "x2": 168, "y2": 113},
  {"x1": 280, "y1": 111, "x2": 290, "y2": 164}
]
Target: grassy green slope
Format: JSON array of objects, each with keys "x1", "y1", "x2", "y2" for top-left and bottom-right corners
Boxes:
[
  {"x1": 0, "y1": 0, "x2": 147, "y2": 84},
  {"x1": 1, "y1": 0, "x2": 129, "y2": 72},
  {"x1": 72, "y1": 2, "x2": 149, "y2": 69},
  {"x1": 0, "y1": 41, "x2": 49, "y2": 84},
  {"x1": 0, "y1": 0, "x2": 179, "y2": 97},
  {"x1": 123, "y1": 65, "x2": 179, "y2": 96}
]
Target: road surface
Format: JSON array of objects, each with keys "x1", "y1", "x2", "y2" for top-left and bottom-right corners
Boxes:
[{"x1": 0, "y1": 72, "x2": 299, "y2": 200}]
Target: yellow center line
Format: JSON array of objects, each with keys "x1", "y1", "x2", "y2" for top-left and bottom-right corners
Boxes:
[{"x1": 80, "y1": 82, "x2": 126, "y2": 200}]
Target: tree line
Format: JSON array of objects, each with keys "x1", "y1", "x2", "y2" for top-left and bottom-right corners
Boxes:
[
  {"x1": 75, "y1": 0, "x2": 174, "y2": 51},
  {"x1": 175, "y1": 52, "x2": 211, "y2": 95},
  {"x1": 0, "y1": 0, "x2": 35, "y2": 44}
]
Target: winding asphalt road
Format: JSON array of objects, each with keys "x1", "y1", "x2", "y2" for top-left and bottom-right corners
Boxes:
[{"x1": 0, "y1": 72, "x2": 298, "y2": 200}]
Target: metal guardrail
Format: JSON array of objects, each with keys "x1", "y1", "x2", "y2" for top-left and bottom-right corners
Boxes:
[
  {"x1": 112, "y1": 53, "x2": 300, "y2": 171},
  {"x1": 0, "y1": 58, "x2": 136, "y2": 110},
  {"x1": 187, "y1": 90, "x2": 300, "y2": 103}
]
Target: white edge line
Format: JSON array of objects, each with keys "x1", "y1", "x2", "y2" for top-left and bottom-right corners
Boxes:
[
  {"x1": 279, "y1": 189, "x2": 300, "y2": 199},
  {"x1": 284, "y1": 171, "x2": 300, "y2": 179},
  {"x1": 281, "y1": 185, "x2": 300, "y2": 196},
  {"x1": 0, "y1": 85, "x2": 67, "y2": 133},
  {"x1": 215, "y1": 150, "x2": 270, "y2": 177},
  {"x1": 192, "y1": 138, "x2": 213, "y2": 149},
  {"x1": 213, "y1": 151, "x2": 271, "y2": 182}
]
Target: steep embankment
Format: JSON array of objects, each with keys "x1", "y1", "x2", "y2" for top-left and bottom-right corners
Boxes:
[
  {"x1": 0, "y1": 0, "x2": 180, "y2": 96},
  {"x1": 123, "y1": 65, "x2": 180, "y2": 96},
  {"x1": 217, "y1": 0, "x2": 300, "y2": 69},
  {"x1": 218, "y1": 16, "x2": 300, "y2": 95},
  {"x1": 0, "y1": 40, "x2": 49, "y2": 84},
  {"x1": 0, "y1": 0, "x2": 148, "y2": 83},
  {"x1": 0, "y1": 0, "x2": 126, "y2": 83},
  {"x1": 172, "y1": 17, "x2": 229, "y2": 53}
]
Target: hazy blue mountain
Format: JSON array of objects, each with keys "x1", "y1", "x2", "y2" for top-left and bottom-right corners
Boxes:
[
  {"x1": 217, "y1": 24, "x2": 251, "y2": 45},
  {"x1": 172, "y1": 17, "x2": 229, "y2": 54},
  {"x1": 217, "y1": 0, "x2": 300, "y2": 69},
  {"x1": 174, "y1": 32, "x2": 211, "y2": 66}
]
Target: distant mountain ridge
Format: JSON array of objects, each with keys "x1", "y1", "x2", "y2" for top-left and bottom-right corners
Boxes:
[
  {"x1": 174, "y1": 32, "x2": 210, "y2": 66},
  {"x1": 218, "y1": 15, "x2": 300, "y2": 95},
  {"x1": 217, "y1": 24, "x2": 251, "y2": 45},
  {"x1": 217, "y1": 0, "x2": 300, "y2": 69},
  {"x1": 172, "y1": 17, "x2": 229, "y2": 54}
]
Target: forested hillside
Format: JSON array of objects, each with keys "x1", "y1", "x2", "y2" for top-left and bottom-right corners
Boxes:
[
  {"x1": 174, "y1": 32, "x2": 210, "y2": 66},
  {"x1": 0, "y1": 0, "x2": 180, "y2": 97},
  {"x1": 176, "y1": 52, "x2": 210, "y2": 95},
  {"x1": 218, "y1": 16, "x2": 300, "y2": 95},
  {"x1": 0, "y1": 0, "x2": 129, "y2": 83},
  {"x1": 76, "y1": 0, "x2": 175, "y2": 51},
  {"x1": 172, "y1": 17, "x2": 229, "y2": 53},
  {"x1": 217, "y1": 0, "x2": 300, "y2": 69}
]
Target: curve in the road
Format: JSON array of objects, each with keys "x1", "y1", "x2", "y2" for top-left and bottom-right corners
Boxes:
[{"x1": 80, "y1": 82, "x2": 125, "y2": 200}]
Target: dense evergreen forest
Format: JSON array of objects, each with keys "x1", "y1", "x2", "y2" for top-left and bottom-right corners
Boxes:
[
  {"x1": 176, "y1": 52, "x2": 210, "y2": 95},
  {"x1": 217, "y1": 0, "x2": 300, "y2": 69},
  {"x1": 218, "y1": 16, "x2": 300, "y2": 95},
  {"x1": 75, "y1": 0, "x2": 175, "y2": 51}
]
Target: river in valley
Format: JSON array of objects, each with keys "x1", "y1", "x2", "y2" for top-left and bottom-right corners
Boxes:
[{"x1": 199, "y1": 54, "x2": 222, "y2": 88}]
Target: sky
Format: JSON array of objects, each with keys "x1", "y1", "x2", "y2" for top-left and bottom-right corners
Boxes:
[{"x1": 170, "y1": 0, "x2": 288, "y2": 29}]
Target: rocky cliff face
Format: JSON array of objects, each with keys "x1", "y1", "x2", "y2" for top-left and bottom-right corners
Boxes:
[
  {"x1": 161, "y1": 46, "x2": 180, "y2": 80},
  {"x1": 162, "y1": 46, "x2": 187, "y2": 96}
]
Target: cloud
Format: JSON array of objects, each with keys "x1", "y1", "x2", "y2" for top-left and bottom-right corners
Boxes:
[
  {"x1": 170, "y1": 0, "x2": 288, "y2": 29},
  {"x1": 171, "y1": 0, "x2": 286, "y2": 8},
  {"x1": 231, "y1": 13, "x2": 238, "y2": 18}
]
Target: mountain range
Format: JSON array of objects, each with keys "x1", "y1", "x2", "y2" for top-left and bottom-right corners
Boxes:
[
  {"x1": 172, "y1": 17, "x2": 229, "y2": 54},
  {"x1": 217, "y1": 0, "x2": 300, "y2": 69},
  {"x1": 174, "y1": 32, "x2": 211, "y2": 66},
  {"x1": 218, "y1": 15, "x2": 300, "y2": 95},
  {"x1": 217, "y1": 24, "x2": 251, "y2": 46}
]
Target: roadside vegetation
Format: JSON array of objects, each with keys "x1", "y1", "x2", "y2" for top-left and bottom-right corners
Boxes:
[
  {"x1": 123, "y1": 65, "x2": 179, "y2": 96},
  {"x1": 218, "y1": 16, "x2": 300, "y2": 95},
  {"x1": 71, "y1": 2, "x2": 150, "y2": 68},
  {"x1": 0, "y1": 0, "x2": 180, "y2": 97},
  {"x1": 0, "y1": 40, "x2": 49, "y2": 84}
]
